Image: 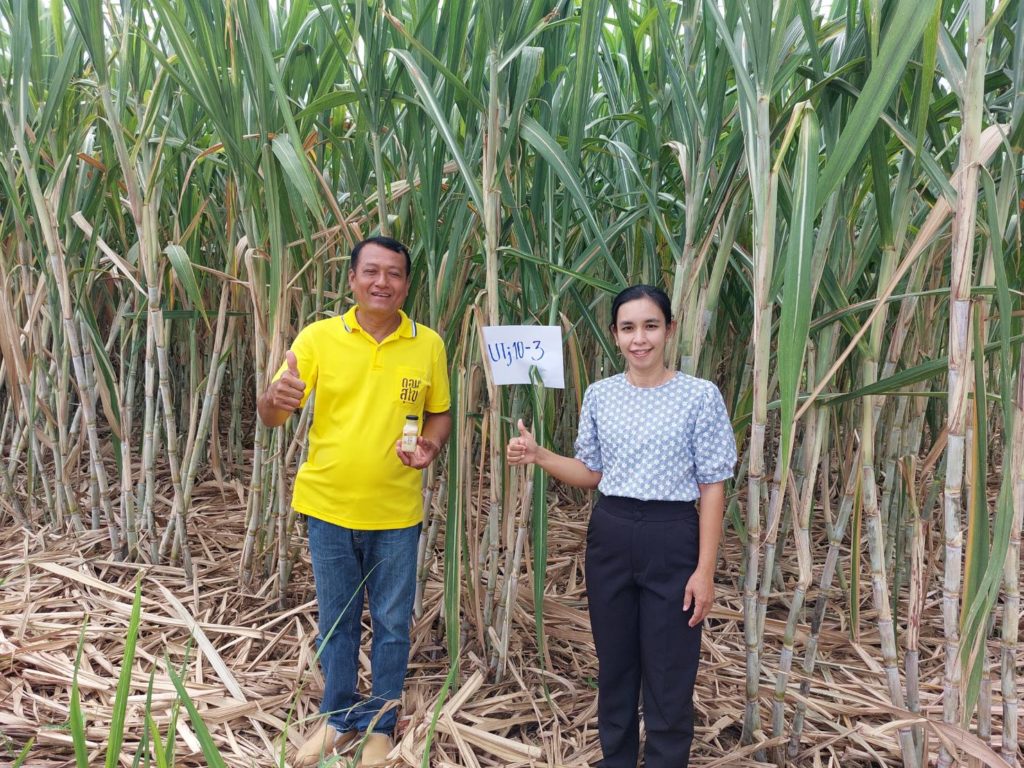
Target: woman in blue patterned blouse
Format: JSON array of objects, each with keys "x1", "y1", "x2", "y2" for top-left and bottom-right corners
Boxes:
[{"x1": 507, "y1": 285, "x2": 737, "y2": 768}]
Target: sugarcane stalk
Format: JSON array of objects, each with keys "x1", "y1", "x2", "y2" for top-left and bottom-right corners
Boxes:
[
  {"x1": 79, "y1": 317, "x2": 102, "y2": 530},
  {"x1": 122, "y1": 316, "x2": 142, "y2": 558},
  {"x1": 490, "y1": 421, "x2": 517, "y2": 670},
  {"x1": 1001, "y1": 360, "x2": 1023, "y2": 765},
  {"x1": 863, "y1": 297, "x2": 919, "y2": 752},
  {"x1": 938, "y1": 5, "x2": 986, "y2": 763},
  {"x1": 480, "y1": 52, "x2": 503, "y2": 647},
  {"x1": 0, "y1": 405, "x2": 26, "y2": 526},
  {"x1": 138, "y1": 210, "x2": 190, "y2": 576},
  {"x1": 788, "y1": 394, "x2": 855, "y2": 757},
  {"x1": 242, "y1": 244, "x2": 270, "y2": 582},
  {"x1": 416, "y1": 475, "x2": 446, "y2": 614},
  {"x1": 667, "y1": 139, "x2": 698, "y2": 374},
  {"x1": 273, "y1": 450, "x2": 289, "y2": 603},
  {"x1": 0, "y1": 87, "x2": 120, "y2": 552},
  {"x1": 771, "y1": 368, "x2": 824, "y2": 763},
  {"x1": 497, "y1": 499, "x2": 529, "y2": 680},
  {"x1": 181, "y1": 285, "x2": 233, "y2": 504},
  {"x1": 898, "y1": 456, "x2": 925, "y2": 762},
  {"x1": 140, "y1": 298, "x2": 159, "y2": 558},
  {"x1": 414, "y1": 469, "x2": 442, "y2": 617},
  {"x1": 742, "y1": 88, "x2": 774, "y2": 745}
]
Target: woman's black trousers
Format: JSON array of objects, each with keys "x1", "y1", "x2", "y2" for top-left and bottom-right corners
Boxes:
[{"x1": 585, "y1": 495, "x2": 703, "y2": 768}]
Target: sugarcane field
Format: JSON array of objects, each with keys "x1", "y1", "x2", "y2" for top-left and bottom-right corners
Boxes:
[{"x1": 1, "y1": 1, "x2": 1023, "y2": 767}]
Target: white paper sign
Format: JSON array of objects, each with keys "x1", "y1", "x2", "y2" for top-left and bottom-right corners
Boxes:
[{"x1": 482, "y1": 325, "x2": 564, "y2": 388}]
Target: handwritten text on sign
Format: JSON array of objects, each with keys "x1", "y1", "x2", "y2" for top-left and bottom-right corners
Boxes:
[{"x1": 482, "y1": 326, "x2": 564, "y2": 388}]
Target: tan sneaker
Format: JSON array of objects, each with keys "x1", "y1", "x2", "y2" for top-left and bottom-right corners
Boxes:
[
  {"x1": 357, "y1": 732, "x2": 394, "y2": 767},
  {"x1": 290, "y1": 722, "x2": 357, "y2": 767}
]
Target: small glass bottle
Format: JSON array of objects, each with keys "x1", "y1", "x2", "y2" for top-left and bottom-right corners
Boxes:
[{"x1": 401, "y1": 415, "x2": 419, "y2": 452}]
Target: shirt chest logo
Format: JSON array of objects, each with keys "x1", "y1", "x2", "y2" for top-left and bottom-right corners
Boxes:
[{"x1": 399, "y1": 375, "x2": 422, "y2": 404}]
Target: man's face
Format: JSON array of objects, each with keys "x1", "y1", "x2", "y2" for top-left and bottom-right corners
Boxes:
[{"x1": 348, "y1": 243, "x2": 410, "y2": 318}]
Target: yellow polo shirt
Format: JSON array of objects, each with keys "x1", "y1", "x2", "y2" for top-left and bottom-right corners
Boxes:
[{"x1": 273, "y1": 306, "x2": 450, "y2": 529}]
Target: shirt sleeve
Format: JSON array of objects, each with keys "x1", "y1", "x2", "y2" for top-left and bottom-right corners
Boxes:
[
  {"x1": 573, "y1": 385, "x2": 603, "y2": 471},
  {"x1": 691, "y1": 382, "x2": 736, "y2": 484},
  {"x1": 271, "y1": 325, "x2": 317, "y2": 408},
  {"x1": 424, "y1": 336, "x2": 451, "y2": 413}
]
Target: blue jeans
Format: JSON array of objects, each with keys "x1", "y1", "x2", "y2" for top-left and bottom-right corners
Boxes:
[{"x1": 306, "y1": 516, "x2": 420, "y2": 734}]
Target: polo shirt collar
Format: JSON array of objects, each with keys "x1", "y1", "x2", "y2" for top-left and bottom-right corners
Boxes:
[{"x1": 341, "y1": 305, "x2": 418, "y2": 338}]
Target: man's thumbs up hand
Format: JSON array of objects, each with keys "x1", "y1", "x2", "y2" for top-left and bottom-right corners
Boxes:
[{"x1": 266, "y1": 349, "x2": 306, "y2": 414}]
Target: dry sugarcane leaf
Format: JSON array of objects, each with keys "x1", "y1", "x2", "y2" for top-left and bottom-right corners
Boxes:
[{"x1": 153, "y1": 580, "x2": 248, "y2": 702}]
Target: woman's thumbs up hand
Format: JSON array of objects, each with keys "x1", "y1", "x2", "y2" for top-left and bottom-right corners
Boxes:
[{"x1": 506, "y1": 418, "x2": 539, "y2": 465}]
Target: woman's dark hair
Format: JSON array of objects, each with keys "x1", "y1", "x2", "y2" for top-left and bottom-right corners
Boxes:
[
  {"x1": 351, "y1": 236, "x2": 412, "y2": 277},
  {"x1": 610, "y1": 284, "x2": 673, "y2": 329}
]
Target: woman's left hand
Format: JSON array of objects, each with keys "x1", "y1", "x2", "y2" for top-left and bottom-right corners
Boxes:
[{"x1": 683, "y1": 570, "x2": 714, "y2": 627}]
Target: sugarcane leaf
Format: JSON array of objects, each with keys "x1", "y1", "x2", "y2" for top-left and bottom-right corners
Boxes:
[
  {"x1": 105, "y1": 578, "x2": 143, "y2": 768},
  {"x1": 69, "y1": 620, "x2": 89, "y2": 768},
  {"x1": 164, "y1": 244, "x2": 209, "y2": 329},
  {"x1": 79, "y1": 304, "x2": 123, "y2": 444},
  {"x1": 391, "y1": 48, "x2": 485, "y2": 214},
  {"x1": 816, "y1": 0, "x2": 936, "y2": 207},
  {"x1": 292, "y1": 87, "x2": 361, "y2": 121},
  {"x1": 166, "y1": 663, "x2": 228, "y2": 768},
  {"x1": 519, "y1": 116, "x2": 627, "y2": 286},
  {"x1": 777, "y1": 107, "x2": 819, "y2": 483},
  {"x1": 271, "y1": 133, "x2": 323, "y2": 225}
]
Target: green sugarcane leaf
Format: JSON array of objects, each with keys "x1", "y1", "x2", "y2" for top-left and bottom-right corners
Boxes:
[
  {"x1": 519, "y1": 116, "x2": 627, "y2": 286},
  {"x1": 166, "y1": 663, "x2": 228, "y2": 768},
  {"x1": 292, "y1": 87, "x2": 361, "y2": 121},
  {"x1": 35, "y1": 26, "x2": 84, "y2": 144},
  {"x1": 70, "y1": 620, "x2": 89, "y2": 768},
  {"x1": 105, "y1": 579, "x2": 143, "y2": 768},
  {"x1": 271, "y1": 133, "x2": 323, "y2": 224},
  {"x1": 503, "y1": 247, "x2": 621, "y2": 294},
  {"x1": 10, "y1": 737, "x2": 34, "y2": 768},
  {"x1": 819, "y1": 333, "x2": 1024, "y2": 407},
  {"x1": 164, "y1": 244, "x2": 209, "y2": 330},
  {"x1": 146, "y1": 710, "x2": 169, "y2": 768},
  {"x1": 391, "y1": 48, "x2": 485, "y2": 215},
  {"x1": 702, "y1": 0, "x2": 757, "y2": 119},
  {"x1": 777, "y1": 107, "x2": 819, "y2": 484},
  {"x1": 64, "y1": 0, "x2": 108, "y2": 83},
  {"x1": 79, "y1": 304, "x2": 124, "y2": 445},
  {"x1": 146, "y1": 0, "x2": 244, "y2": 164},
  {"x1": 816, "y1": 0, "x2": 936, "y2": 208},
  {"x1": 384, "y1": 11, "x2": 484, "y2": 112},
  {"x1": 421, "y1": 660, "x2": 459, "y2": 768}
]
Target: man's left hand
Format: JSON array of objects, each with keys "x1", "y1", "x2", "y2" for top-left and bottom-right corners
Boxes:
[
  {"x1": 683, "y1": 570, "x2": 715, "y2": 627},
  {"x1": 396, "y1": 436, "x2": 441, "y2": 469}
]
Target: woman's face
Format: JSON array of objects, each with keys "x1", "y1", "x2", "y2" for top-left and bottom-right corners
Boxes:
[{"x1": 612, "y1": 297, "x2": 672, "y2": 372}]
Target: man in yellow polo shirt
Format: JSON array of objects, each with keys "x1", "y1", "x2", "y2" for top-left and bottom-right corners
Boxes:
[{"x1": 258, "y1": 236, "x2": 451, "y2": 767}]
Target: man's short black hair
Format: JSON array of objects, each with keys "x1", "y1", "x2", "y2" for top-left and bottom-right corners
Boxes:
[{"x1": 350, "y1": 236, "x2": 412, "y2": 277}]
